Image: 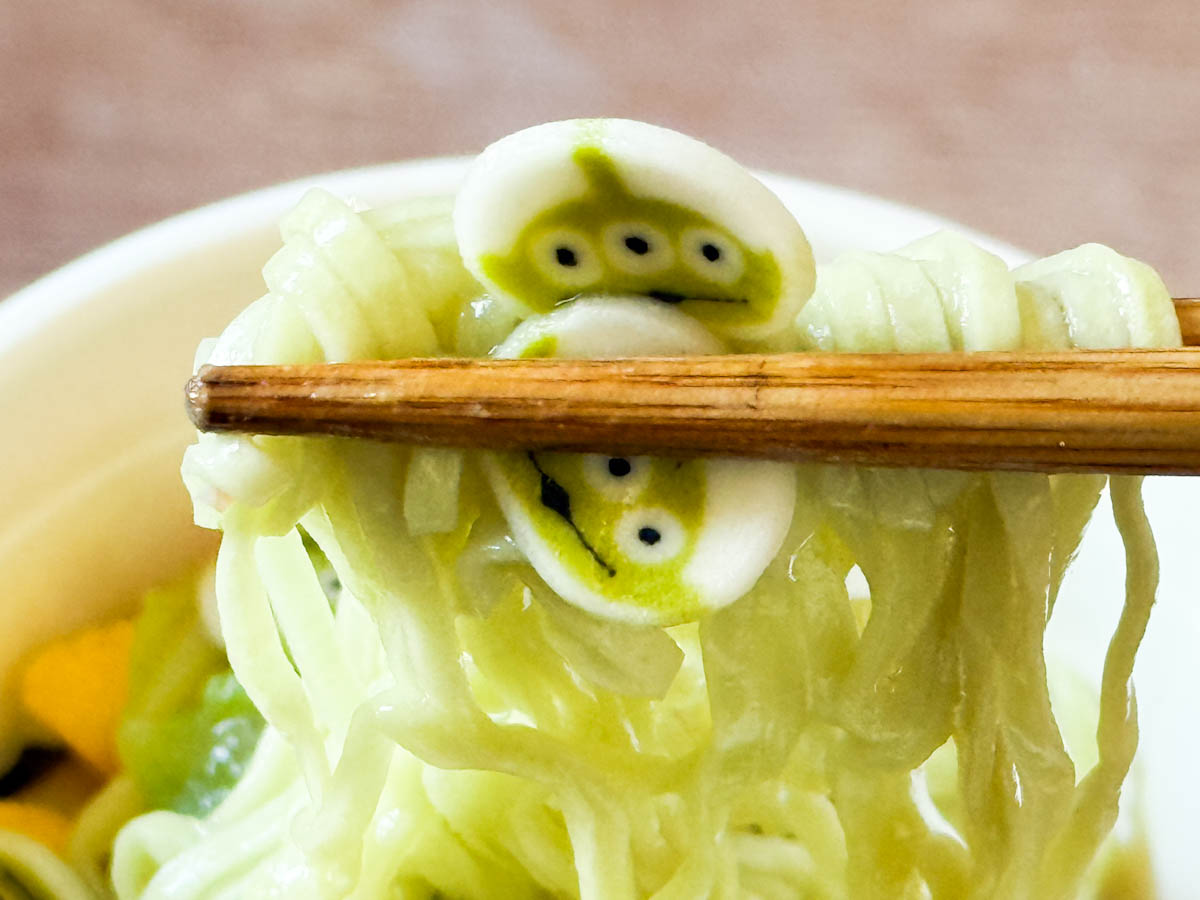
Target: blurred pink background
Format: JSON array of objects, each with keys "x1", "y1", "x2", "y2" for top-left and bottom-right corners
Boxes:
[{"x1": 4, "y1": 0, "x2": 1199, "y2": 297}]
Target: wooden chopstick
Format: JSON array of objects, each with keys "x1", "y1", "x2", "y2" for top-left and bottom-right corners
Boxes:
[
  {"x1": 1174, "y1": 297, "x2": 1200, "y2": 343},
  {"x1": 185, "y1": 299, "x2": 1200, "y2": 475},
  {"x1": 187, "y1": 346, "x2": 1200, "y2": 475}
]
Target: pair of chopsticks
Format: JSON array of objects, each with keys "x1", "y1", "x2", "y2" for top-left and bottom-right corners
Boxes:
[{"x1": 185, "y1": 299, "x2": 1200, "y2": 476}]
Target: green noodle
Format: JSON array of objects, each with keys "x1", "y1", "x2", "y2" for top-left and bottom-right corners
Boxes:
[
  {"x1": 67, "y1": 776, "x2": 142, "y2": 898},
  {"x1": 0, "y1": 831, "x2": 94, "y2": 900},
  {"x1": 70, "y1": 187, "x2": 1171, "y2": 898},
  {"x1": 1037, "y1": 477, "x2": 1158, "y2": 899}
]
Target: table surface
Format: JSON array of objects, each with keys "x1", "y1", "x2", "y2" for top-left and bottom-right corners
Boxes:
[{"x1": 5, "y1": 0, "x2": 1200, "y2": 300}]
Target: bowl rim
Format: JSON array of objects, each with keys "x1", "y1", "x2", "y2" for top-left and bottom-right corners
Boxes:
[
  {"x1": 0, "y1": 159, "x2": 1030, "y2": 345},
  {"x1": 0, "y1": 156, "x2": 477, "y2": 355}
]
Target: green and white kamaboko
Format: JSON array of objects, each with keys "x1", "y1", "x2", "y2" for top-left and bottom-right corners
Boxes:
[
  {"x1": 484, "y1": 298, "x2": 796, "y2": 625},
  {"x1": 455, "y1": 119, "x2": 809, "y2": 624},
  {"x1": 454, "y1": 118, "x2": 816, "y2": 338}
]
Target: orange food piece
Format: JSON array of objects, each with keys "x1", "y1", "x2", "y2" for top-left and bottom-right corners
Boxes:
[
  {"x1": 20, "y1": 619, "x2": 135, "y2": 775},
  {"x1": 0, "y1": 801, "x2": 71, "y2": 853}
]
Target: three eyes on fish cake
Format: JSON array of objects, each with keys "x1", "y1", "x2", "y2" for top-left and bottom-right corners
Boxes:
[
  {"x1": 582, "y1": 455, "x2": 687, "y2": 564},
  {"x1": 531, "y1": 223, "x2": 745, "y2": 290}
]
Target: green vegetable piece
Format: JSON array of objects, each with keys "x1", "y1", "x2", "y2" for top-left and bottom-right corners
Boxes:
[
  {"x1": 121, "y1": 568, "x2": 226, "y2": 725},
  {"x1": 121, "y1": 671, "x2": 264, "y2": 818},
  {"x1": 117, "y1": 568, "x2": 265, "y2": 819}
]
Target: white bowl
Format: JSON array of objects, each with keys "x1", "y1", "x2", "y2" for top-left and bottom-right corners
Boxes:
[{"x1": 0, "y1": 159, "x2": 1195, "y2": 895}]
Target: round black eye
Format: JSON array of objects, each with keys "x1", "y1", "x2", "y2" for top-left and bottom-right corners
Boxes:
[
  {"x1": 623, "y1": 235, "x2": 650, "y2": 255},
  {"x1": 700, "y1": 242, "x2": 721, "y2": 262},
  {"x1": 637, "y1": 526, "x2": 662, "y2": 546},
  {"x1": 607, "y1": 457, "x2": 632, "y2": 477},
  {"x1": 555, "y1": 246, "x2": 578, "y2": 267}
]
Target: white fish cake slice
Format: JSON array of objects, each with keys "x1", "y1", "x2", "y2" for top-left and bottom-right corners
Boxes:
[
  {"x1": 497, "y1": 293, "x2": 725, "y2": 359},
  {"x1": 454, "y1": 119, "x2": 815, "y2": 339},
  {"x1": 483, "y1": 297, "x2": 797, "y2": 625}
]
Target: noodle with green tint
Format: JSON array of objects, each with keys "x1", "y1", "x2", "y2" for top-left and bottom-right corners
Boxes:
[
  {"x1": 101, "y1": 171, "x2": 1172, "y2": 897},
  {"x1": 0, "y1": 830, "x2": 95, "y2": 900},
  {"x1": 0, "y1": 121, "x2": 1172, "y2": 899}
]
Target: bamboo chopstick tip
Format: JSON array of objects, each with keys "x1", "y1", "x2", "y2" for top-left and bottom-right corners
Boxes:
[{"x1": 184, "y1": 375, "x2": 211, "y2": 430}]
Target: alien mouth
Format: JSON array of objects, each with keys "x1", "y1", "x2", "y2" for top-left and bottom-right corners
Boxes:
[
  {"x1": 647, "y1": 291, "x2": 749, "y2": 305},
  {"x1": 527, "y1": 452, "x2": 616, "y2": 578},
  {"x1": 555, "y1": 291, "x2": 750, "y2": 307}
]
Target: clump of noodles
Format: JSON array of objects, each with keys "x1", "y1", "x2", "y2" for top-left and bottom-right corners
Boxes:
[{"x1": 104, "y1": 190, "x2": 1174, "y2": 899}]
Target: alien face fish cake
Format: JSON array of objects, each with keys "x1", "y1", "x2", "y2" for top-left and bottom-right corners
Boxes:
[
  {"x1": 484, "y1": 299, "x2": 797, "y2": 625},
  {"x1": 455, "y1": 120, "x2": 808, "y2": 624},
  {"x1": 454, "y1": 118, "x2": 816, "y2": 338}
]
